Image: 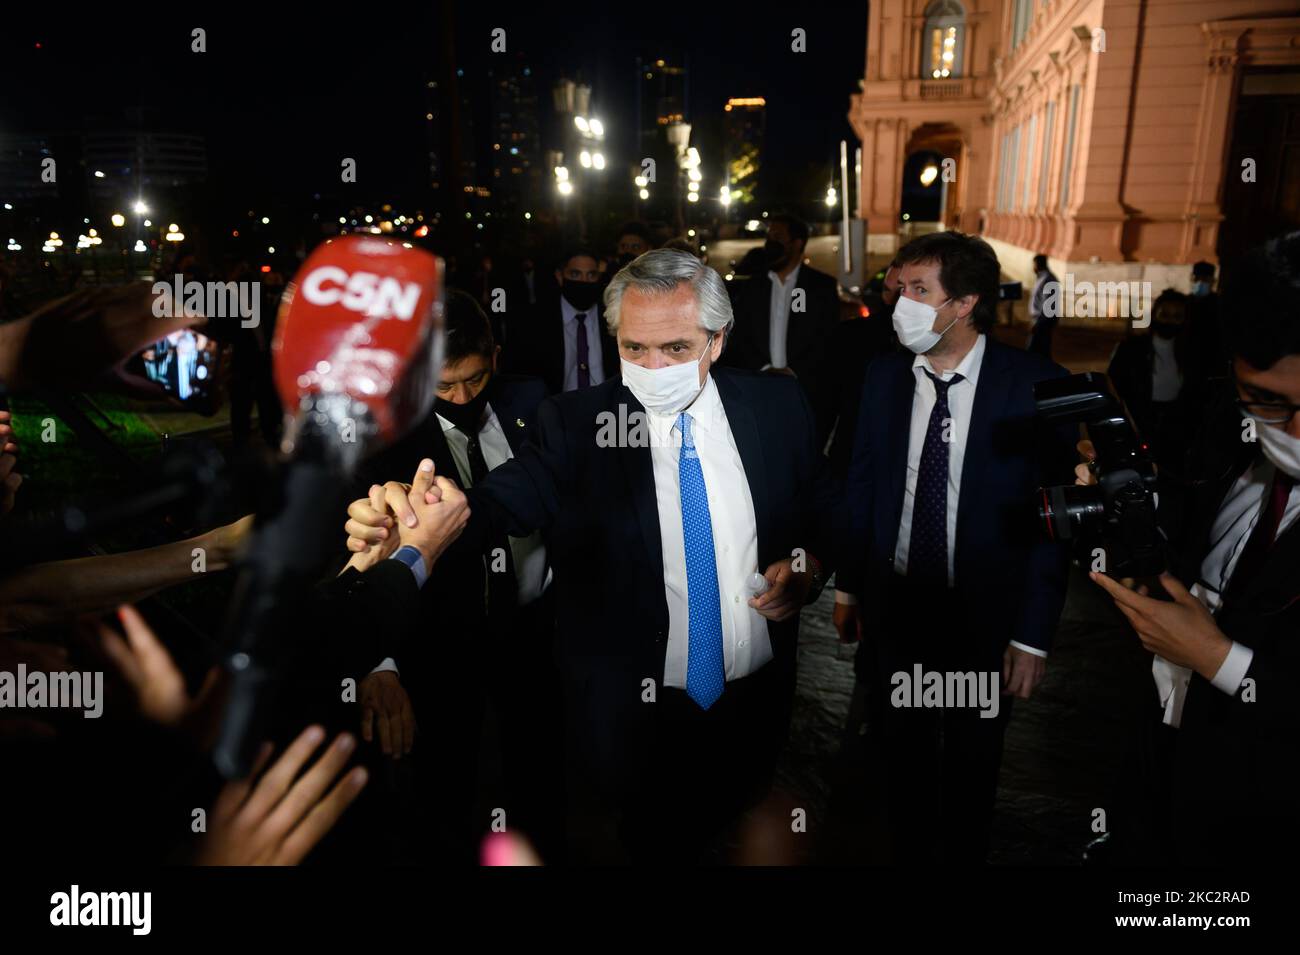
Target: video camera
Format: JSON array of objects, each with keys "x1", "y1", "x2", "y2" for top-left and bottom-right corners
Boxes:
[{"x1": 1034, "y1": 372, "x2": 1165, "y2": 578}]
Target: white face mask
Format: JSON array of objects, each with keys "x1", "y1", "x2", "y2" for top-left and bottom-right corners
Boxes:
[
  {"x1": 620, "y1": 336, "x2": 713, "y2": 415},
  {"x1": 1255, "y1": 418, "x2": 1300, "y2": 480},
  {"x1": 892, "y1": 294, "x2": 958, "y2": 354}
]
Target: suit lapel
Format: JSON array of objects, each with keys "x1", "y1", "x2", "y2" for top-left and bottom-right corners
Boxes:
[
  {"x1": 490, "y1": 383, "x2": 530, "y2": 455},
  {"x1": 613, "y1": 384, "x2": 664, "y2": 573},
  {"x1": 885, "y1": 356, "x2": 917, "y2": 544},
  {"x1": 955, "y1": 338, "x2": 1012, "y2": 558},
  {"x1": 548, "y1": 306, "x2": 566, "y2": 392},
  {"x1": 715, "y1": 370, "x2": 771, "y2": 558}
]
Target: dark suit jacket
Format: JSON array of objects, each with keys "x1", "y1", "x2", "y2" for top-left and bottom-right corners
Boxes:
[
  {"x1": 826, "y1": 311, "x2": 898, "y2": 480},
  {"x1": 722, "y1": 264, "x2": 841, "y2": 447},
  {"x1": 502, "y1": 292, "x2": 619, "y2": 396},
  {"x1": 348, "y1": 374, "x2": 550, "y2": 695},
  {"x1": 459, "y1": 366, "x2": 838, "y2": 796},
  {"x1": 1151, "y1": 387, "x2": 1300, "y2": 862},
  {"x1": 837, "y1": 336, "x2": 1074, "y2": 657}
]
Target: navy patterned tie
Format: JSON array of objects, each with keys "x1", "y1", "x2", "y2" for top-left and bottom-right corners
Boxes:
[{"x1": 908, "y1": 369, "x2": 964, "y2": 584}]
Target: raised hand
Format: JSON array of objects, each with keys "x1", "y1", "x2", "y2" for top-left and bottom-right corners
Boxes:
[
  {"x1": 344, "y1": 459, "x2": 469, "y2": 574},
  {"x1": 195, "y1": 725, "x2": 368, "y2": 865},
  {"x1": 95, "y1": 604, "x2": 222, "y2": 729}
]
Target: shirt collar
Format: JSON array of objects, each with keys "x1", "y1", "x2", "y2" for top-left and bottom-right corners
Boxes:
[
  {"x1": 913, "y1": 331, "x2": 986, "y2": 386},
  {"x1": 767, "y1": 263, "x2": 801, "y2": 288}
]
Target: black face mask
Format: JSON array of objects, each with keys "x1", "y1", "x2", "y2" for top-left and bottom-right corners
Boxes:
[
  {"x1": 1152, "y1": 321, "x2": 1182, "y2": 339},
  {"x1": 562, "y1": 279, "x2": 602, "y2": 312},
  {"x1": 763, "y1": 239, "x2": 787, "y2": 267},
  {"x1": 435, "y1": 376, "x2": 493, "y2": 433}
]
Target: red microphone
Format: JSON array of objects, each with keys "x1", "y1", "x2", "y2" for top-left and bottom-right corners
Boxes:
[
  {"x1": 271, "y1": 235, "x2": 445, "y2": 464},
  {"x1": 215, "y1": 236, "x2": 445, "y2": 780}
]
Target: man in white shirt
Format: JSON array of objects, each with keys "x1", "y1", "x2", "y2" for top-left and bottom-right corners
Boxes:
[
  {"x1": 723, "y1": 214, "x2": 842, "y2": 447},
  {"x1": 346, "y1": 250, "x2": 838, "y2": 862},
  {"x1": 1083, "y1": 230, "x2": 1300, "y2": 865},
  {"x1": 835, "y1": 230, "x2": 1073, "y2": 863}
]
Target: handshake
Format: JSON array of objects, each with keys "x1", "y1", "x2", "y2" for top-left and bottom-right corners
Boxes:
[{"x1": 342, "y1": 458, "x2": 471, "y2": 576}]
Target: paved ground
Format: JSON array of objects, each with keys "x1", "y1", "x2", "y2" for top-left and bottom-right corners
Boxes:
[{"x1": 774, "y1": 566, "x2": 1156, "y2": 865}]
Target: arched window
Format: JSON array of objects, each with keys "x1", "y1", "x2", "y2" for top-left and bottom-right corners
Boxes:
[{"x1": 923, "y1": 0, "x2": 966, "y2": 79}]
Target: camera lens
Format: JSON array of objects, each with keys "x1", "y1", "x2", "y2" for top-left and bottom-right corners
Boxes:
[{"x1": 1038, "y1": 484, "x2": 1106, "y2": 541}]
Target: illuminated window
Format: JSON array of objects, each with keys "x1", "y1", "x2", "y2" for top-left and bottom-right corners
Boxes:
[{"x1": 923, "y1": 1, "x2": 965, "y2": 79}]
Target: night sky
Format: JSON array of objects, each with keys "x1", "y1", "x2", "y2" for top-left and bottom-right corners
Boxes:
[{"x1": 2, "y1": 5, "x2": 866, "y2": 213}]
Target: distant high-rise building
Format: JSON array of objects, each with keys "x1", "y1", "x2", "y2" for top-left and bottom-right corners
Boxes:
[
  {"x1": 637, "y1": 57, "x2": 688, "y2": 153},
  {"x1": 488, "y1": 56, "x2": 542, "y2": 213},
  {"x1": 82, "y1": 130, "x2": 207, "y2": 201},
  {"x1": 0, "y1": 134, "x2": 59, "y2": 206},
  {"x1": 723, "y1": 97, "x2": 765, "y2": 211}
]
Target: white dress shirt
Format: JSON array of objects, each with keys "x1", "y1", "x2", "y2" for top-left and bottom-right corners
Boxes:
[
  {"x1": 893, "y1": 332, "x2": 985, "y2": 586},
  {"x1": 1150, "y1": 334, "x2": 1183, "y2": 402},
  {"x1": 371, "y1": 401, "x2": 550, "y2": 676},
  {"x1": 836, "y1": 334, "x2": 1044, "y2": 658},
  {"x1": 648, "y1": 373, "x2": 772, "y2": 689},
  {"x1": 560, "y1": 296, "x2": 607, "y2": 391},
  {"x1": 1154, "y1": 459, "x2": 1300, "y2": 727},
  {"x1": 766, "y1": 264, "x2": 801, "y2": 370}
]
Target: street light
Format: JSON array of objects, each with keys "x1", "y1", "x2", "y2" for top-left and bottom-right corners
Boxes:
[
  {"x1": 132, "y1": 200, "x2": 148, "y2": 215},
  {"x1": 592, "y1": 152, "x2": 605, "y2": 170},
  {"x1": 574, "y1": 116, "x2": 590, "y2": 133},
  {"x1": 111, "y1": 213, "x2": 125, "y2": 227}
]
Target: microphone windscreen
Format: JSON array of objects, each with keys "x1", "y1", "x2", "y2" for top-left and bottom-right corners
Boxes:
[{"x1": 271, "y1": 236, "x2": 445, "y2": 447}]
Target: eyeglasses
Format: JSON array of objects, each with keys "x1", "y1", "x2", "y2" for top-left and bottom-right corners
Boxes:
[
  {"x1": 1237, "y1": 399, "x2": 1300, "y2": 426},
  {"x1": 1231, "y1": 369, "x2": 1300, "y2": 425}
]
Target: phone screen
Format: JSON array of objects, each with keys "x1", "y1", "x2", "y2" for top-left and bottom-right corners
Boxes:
[{"x1": 139, "y1": 328, "x2": 222, "y2": 408}]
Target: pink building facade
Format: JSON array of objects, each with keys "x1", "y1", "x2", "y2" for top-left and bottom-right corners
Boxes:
[{"x1": 849, "y1": 0, "x2": 1300, "y2": 296}]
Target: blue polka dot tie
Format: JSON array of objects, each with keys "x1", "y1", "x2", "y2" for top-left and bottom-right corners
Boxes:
[
  {"x1": 678, "y1": 412, "x2": 725, "y2": 710},
  {"x1": 908, "y1": 370, "x2": 964, "y2": 584}
]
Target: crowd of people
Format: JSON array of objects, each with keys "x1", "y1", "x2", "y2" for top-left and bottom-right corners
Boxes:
[{"x1": 0, "y1": 214, "x2": 1297, "y2": 867}]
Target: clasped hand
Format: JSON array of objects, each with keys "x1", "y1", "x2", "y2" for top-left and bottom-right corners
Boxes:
[{"x1": 344, "y1": 458, "x2": 470, "y2": 574}]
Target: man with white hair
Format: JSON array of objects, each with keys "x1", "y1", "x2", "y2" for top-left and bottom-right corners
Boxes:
[{"x1": 345, "y1": 248, "x2": 837, "y2": 862}]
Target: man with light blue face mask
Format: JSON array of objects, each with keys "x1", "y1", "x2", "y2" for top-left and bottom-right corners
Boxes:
[
  {"x1": 349, "y1": 248, "x2": 838, "y2": 862},
  {"x1": 835, "y1": 230, "x2": 1075, "y2": 864}
]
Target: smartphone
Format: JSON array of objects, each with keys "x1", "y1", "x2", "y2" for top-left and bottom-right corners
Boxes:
[{"x1": 136, "y1": 328, "x2": 223, "y2": 413}]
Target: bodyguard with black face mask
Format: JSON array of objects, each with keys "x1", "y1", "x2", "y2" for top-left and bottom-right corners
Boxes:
[
  {"x1": 499, "y1": 246, "x2": 620, "y2": 395},
  {"x1": 350, "y1": 289, "x2": 564, "y2": 863}
]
